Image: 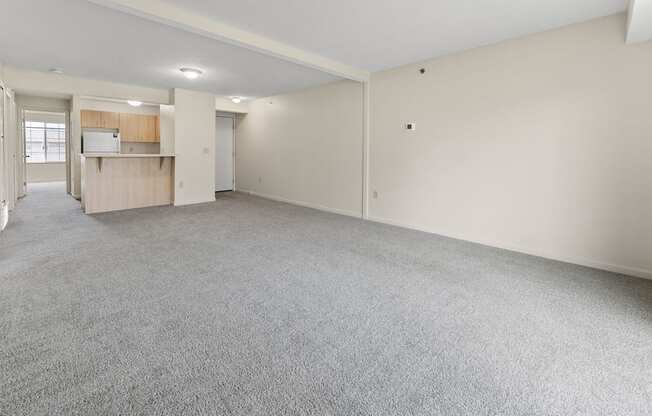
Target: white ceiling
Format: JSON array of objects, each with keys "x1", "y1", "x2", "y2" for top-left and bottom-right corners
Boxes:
[
  {"x1": 163, "y1": 0, "x2": 628, "y2": 71},
  {"x1": 1, "y1": 0, "x2": 630, "y2": 99},
  {"x1": 0, "y1": 0, "x2": 340, "y2": 98}
]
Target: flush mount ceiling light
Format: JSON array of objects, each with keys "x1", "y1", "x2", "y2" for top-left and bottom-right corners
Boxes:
[
  {"x1": 231, "y1": 97, "x2": 242, "y2": 104},
  {"x1": 49, "y1": 68, "x2": 64, "y2": 74},
  {"x1": 180, "y1": 67, "x2": 203, "y2": 80},
  {"x1": 127, "y1": 100, "x2": 143, "y2": 107}
]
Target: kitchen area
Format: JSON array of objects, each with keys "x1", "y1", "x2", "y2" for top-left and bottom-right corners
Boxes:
[{"x1": 79, "y1": 99, "x2": 175, "y2": 214}]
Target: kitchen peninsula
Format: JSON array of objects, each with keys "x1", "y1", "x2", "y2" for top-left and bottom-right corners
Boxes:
[{"x1": 81, "y1": 153, "x2": 175, "y2": 214}]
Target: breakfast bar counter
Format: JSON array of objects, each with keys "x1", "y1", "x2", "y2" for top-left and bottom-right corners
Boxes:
[{"x1": 81, "y1": 153, "x2": 175, "y2": 214}]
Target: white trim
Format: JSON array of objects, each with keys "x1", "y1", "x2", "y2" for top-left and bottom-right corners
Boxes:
[
  {"x1": 626, "y1": 0, "x2": 652, "y2": 44},
  {"x1": 237, "y1": 189, "x2": 363, "y2": 219},
  {"x1": 367, "y1": 214, "x2": 652, "y2": 281},
  {"x1": 362, "y1": 81, "x2": 370, "y2": 219},
  {"x1": 86, "y1": 0, "x2": 370, "y2": 82},
  {"x1": 233, "y1": 188, "x2": 651, "y2": 279}
]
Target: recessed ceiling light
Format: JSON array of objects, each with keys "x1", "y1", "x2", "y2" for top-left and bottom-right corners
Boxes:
[
  {"x1": 127, "y1": 100, "x2": 143, "y2": 107},
  {"x1": 180, "y1": 67, "x2": 203, "y2": 80},
  {"x1": 231, "y1": 97, "x2": 242, "y2": 104},
  {"x1": 49, "y1": 68, "x2": 64, "y2": 74}
]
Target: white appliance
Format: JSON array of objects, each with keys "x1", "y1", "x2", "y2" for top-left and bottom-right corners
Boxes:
[{"x1": 83, "y1": 131, "x2": 120, "y2": 154}]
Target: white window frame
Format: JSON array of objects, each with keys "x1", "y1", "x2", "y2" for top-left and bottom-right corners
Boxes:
[{"x1": 24, "y1": 114, "x2": 66, "y2": 164}]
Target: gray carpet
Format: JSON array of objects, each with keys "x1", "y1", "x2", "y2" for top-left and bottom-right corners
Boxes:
[{"x1": 1, "y1": 182, "x2": 652, "y2": 415}]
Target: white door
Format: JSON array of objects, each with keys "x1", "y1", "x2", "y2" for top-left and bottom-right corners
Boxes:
[{"x1": 215, "y1": 116, "x2": 234, "y2": 192}]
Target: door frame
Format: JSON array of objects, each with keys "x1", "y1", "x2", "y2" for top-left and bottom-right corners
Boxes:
[
  {"x1": 215, "y1": 112, "x2": 235, "y2": 192},
  {"x1": 21, "y1": 106, "x2": 71, "y2": 194}
]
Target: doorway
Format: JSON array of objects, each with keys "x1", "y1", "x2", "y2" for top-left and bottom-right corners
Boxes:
[
  {"x1": 215, "y1": 115, "x2": 234, "y2": 192},
  {"x1": 23, "y1": 110, "x2": 68, "y2": 188}
]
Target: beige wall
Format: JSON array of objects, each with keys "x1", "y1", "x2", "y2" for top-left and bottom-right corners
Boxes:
[
  {"x1": 158, "y1": 104, "x2": 175, "y2": 155},
  {"x1": 173, "y1": 88, "x2": 216, "y2": 206},
  {"x1": 235, "y1": 80, "x2": 364, "y2": 217},
  {"x1": 27, "y1": 162, "x2": 66, "y2": 183},
  {"x1": 4, "y1": 67, "x2": 169, "y2": 104},
  {"x1": 369, "y1": 14, "x2": 652, "y2": 278},
  {"x1": 1, "y1": 75, "x2": 19, "y2": 221},
  {"x1": 79, "y1": 98, "x2": 160, "y2": 115}
]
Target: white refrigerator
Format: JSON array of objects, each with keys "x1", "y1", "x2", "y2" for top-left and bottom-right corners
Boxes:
[{"x1": 83, "y1": 131, "x2": 120, "y2": 154}]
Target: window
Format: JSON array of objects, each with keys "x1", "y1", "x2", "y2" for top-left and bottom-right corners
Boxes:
[{"x1": 25, "y1": 112, "x2": 66, "y2": 163}]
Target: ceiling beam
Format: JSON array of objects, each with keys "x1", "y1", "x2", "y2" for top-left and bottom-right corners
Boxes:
[
  {"x1": 85, "y1": 0, "x2": 370, "y2": 82},
  {"x1": 627, "y1": 0, "x2": 652, "y2": 44}
]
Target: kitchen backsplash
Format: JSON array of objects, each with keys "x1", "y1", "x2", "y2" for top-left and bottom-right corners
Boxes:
[{"x1": 120, "y1": 142, "x2": 160, "y2": 154}]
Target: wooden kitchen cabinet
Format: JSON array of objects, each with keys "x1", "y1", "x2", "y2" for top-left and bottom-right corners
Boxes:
[
  {"x1": 119, "y1": 113, "x2": 140, "y2": 141},
  {"x1": 101, "y1": 112, "x2": 120, "y2": 129},
  {"x1": 139, "y1": 115, "x2": 159, "y2": 142},
  {"x1": 82, "y1": 109, "x2": 160, "y2": 142},
  {"x1": 81, "y1": 110, "x2": 101, "y2": 128},
  {"x1": 81, "y1": 110, "x2": 120, "y2": 129},
  {"x1": 120, "y1": 113, "x2": 160, "y2": 143}
]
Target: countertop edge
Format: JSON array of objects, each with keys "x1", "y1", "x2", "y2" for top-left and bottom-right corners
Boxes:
[{"x1": 81, "y1": 153, "x2": 176, "y2": 158}]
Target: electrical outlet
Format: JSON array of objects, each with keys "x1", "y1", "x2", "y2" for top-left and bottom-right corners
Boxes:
[
  {"x1": 178, "y1": 181, "x2": 184, "y2": 188},
  {"x1": 373, "y1": 190, "x2": 378, "y2": 199},
  {"x1": 405, "y1": 123, "x2": 416, "y2": 131},
  {"x1": 258, "y1": 176, "x2": 262, "y2": 184}
]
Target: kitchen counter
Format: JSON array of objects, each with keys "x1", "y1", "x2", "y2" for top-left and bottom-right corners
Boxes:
[
  {"x1": 81, "y1": 154, "x2": 175, "y2": 214},
  {"x1": 82, "y1": 153, "x2": 175, "y2": 158}
]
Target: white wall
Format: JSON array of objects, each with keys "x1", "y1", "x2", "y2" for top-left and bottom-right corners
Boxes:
[
  {"x1": 0, "y1": 69, "x2": 6, "y2": 231},
  {"x1": 27, "y1": 163, "x2": 66, "y2": 183},
  {"x1": 215, "y1": 96, "x2": 249, "y2": 114},
  {"x1": 235, "y1": 80, "x2": 364, "y2": 217},
  {"x1": 79, "y1": 98, "x2": 160, "y2": 115},
  {"x1": 0, "y1": 80, "x2": 15, "y2": 218},
  {"x1": 4, "y1": 67, "x2": 169, "y2": 104},
  {"x1": 4, "y1": 90, "x2": 17, "y2": 210},
  {"x1": 173, "y1": 88, "x2": 216, "y2": 206},
  {"x1": 159, "y1": 104, "x2": 175, "y2": 155},
  {"x1": 70, "y1": 96, "x2": 81, "y2": 197},
  {"x1": 369, "y1": 14, "x2": 652, "y2": 279}
]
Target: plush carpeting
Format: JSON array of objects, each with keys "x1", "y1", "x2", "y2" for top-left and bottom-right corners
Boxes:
[{"x1": 1, "y1": 182, "x2": 651, "y2": 415}]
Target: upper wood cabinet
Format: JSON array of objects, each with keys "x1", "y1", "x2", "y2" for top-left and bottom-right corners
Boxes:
[
  {"x1": 118, "y1": 113, "x2": 140, "y2": 141},
  {"x1": 120, "y1": 113, "x2": 159, "y2": 143},
  {"x1": 81, "y1": 110, "x2": 120, "y2": 129},
  {"x1": 80, "y1": 109, "x2": 160, "y2": 143}
]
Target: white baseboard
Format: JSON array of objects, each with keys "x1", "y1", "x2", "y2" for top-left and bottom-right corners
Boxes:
[
  {"x1": 367, "y1": 215, "x2": 652, "y2": 281},
  {"x1": 233, "y1": 189, "x2": 651, "y2": 280},
  {"x1": 174, "y1": 195, "x2": 216, "y2": 207},
  {"x1": 237, "y1": 189, "x2": 362, "y2": 219}
]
